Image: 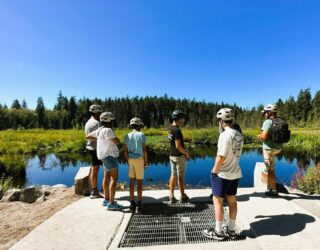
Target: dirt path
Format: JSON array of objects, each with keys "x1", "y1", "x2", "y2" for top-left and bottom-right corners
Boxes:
[{"x1": 0, "y1": 187, "x2": 81, "y2": 250}]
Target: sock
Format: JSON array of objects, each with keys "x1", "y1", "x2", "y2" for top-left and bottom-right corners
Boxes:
[
  {"x1": 215, "y1": 221, "x2": 223, "y2": 233},
  {"x1": 229, "y1": 219, "x2": 236, "y2": 231}
]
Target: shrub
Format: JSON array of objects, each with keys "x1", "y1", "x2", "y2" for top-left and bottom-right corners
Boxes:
[{"x1": 298, "y1": 167, "x2": 320, "y2": 194}]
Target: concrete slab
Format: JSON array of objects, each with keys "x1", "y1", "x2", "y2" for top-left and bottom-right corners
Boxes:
[{"x1": 10, "y1": 188, "x2": 320, "y2": 250}]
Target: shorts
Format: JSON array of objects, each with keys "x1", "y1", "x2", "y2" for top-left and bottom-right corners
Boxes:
[
  {"x1": 211, "y1": 174, "x2": 239, "y2": 198},
  {"x1": 102, "y1": 156, "x2": 119, "y2": 172},
  {"x1": 170, "y1": 155, "x2": 187, "y2": 177},
  {"x1": 88, "y1": 150, "x2": 102, "y2": 166},
  {"x1": 128, "y1": 157, "x2": 145, "y2": 180},
  {"x1": 263, "y1": 148, "x2": 282, "y2": 171}
]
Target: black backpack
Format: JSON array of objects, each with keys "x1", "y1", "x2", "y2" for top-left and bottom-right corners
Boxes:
[{"x1": 271, "y1": 117, "x2": 291, "y2": 143}]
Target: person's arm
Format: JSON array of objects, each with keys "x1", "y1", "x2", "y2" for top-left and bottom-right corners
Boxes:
[
  {"x1": 142, "y1": 143, "x2": 148, "y2": 167},
  {"x1": 175, "y1": 139, "x2": 189, "y2": 159},
  {"x1": 258, "y1": 130, "x2": 268, "y2": 141},
  {"x1": 212, "y1": 155, "x2": 225, "y2": 174},
  {"x1": 86, "y1": 135, "x2": 97, "y2": 141},
  {"x1": 123, "y1": 144, "x2": 129, "y2": 161},
  {"x1": 111, "y1": 137, "x2": 120, "y2": 145}
]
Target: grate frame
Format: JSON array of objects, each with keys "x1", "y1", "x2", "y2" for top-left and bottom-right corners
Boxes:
[{"x1": 119, "y1": 202, "x2": 245, "y2": 248}]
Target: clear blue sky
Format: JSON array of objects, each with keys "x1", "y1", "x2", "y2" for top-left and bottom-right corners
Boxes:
[{"x1": 0, "y1": 0, "x2": 319, "y2": 109}]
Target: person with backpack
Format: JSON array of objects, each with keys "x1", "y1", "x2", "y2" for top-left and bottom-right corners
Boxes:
[
  {"x1": 124, "y1": 117, "x2": 148, "y2": 213},
  {"x1": 258, "y1": 104, "x2": 290, "y2": 197}
]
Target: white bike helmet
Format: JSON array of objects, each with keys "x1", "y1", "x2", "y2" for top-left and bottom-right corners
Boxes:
[
  {"x1": 130, "y1": 117, "x2": 144, "y2": 127},
  {"x1": 262, "y1": 104, "x2": 278, "y2": 113},
  {"x1": 89, "y1": 104, "x2": 103, "y2": 114},
  {"x1": 216, "y1": 108, "x2": 234, "y2": 121},
  {"x1": 100, "y1": 112, "x2": 115, "y2": 122}
]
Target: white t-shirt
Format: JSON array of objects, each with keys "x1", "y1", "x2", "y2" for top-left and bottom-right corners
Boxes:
[
  {"x1": 84, "y1": 117, "x2": 99, "y2": 150},
  {"x1": 217, "y1": 127, "x2": 243, "y2": 180},
  {"x1": 88, "y1": 127, "x2": 119, "y2": 160}
]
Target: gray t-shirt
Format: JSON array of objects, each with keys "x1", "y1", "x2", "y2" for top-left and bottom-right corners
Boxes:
[
  {"x1": 217, "y1": 127, "x2": 243, "y2": 180},
  {"x1": 85, "y1": 117, "x2": 99, "y2": 150}
]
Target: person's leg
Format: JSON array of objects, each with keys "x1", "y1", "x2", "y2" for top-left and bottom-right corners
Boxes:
[
  {"x1": 109, "y1": 169, "x2": 118, "y2": 204},
  {"x1": 169, "y1": 157, "x2": 177, "y2": 201},
  {"x1": 263, "y1": 149, "x2": 276, "y2": 191},
  {"x1": 213, "y1": 195, "x2": 224, "y2": 231},
  {"x1": 129, "y1": 178, "x2": 135, "y2": 201},
  {"x1": 90, "y1": 165, "x2": 99, "y2": 189},
  {"x1": 177, "y1": 156, "x2": 188, "y2": 201},
  {"x1": 137, "y1": 179, "x2": 143, "y2": 202},
  {"x1": 103, "y1": 170, "x2": 110, "y2": 200},
  {"x1": 226, "y1": 195, "x2": 237, "y2": 223}
]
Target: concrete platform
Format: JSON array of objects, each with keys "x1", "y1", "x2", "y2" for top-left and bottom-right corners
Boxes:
[{"x1": 10, "y1": 188, "x2": 320, "y2": 250}]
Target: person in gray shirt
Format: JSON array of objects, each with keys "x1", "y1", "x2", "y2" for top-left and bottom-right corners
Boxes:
[{"x1": 85, "y1": 104, "x2": 103, "y2": 198}]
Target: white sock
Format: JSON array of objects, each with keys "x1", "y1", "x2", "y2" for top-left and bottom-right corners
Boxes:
[
  {"x1": 215, "y1": 221, "x2": 223, "y2": 233},
  {"x1": 229, "y1": 219, "x2": 236, "y2": 231}
]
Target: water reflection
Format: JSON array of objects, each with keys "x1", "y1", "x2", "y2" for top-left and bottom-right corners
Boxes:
[{"x1": 16, "y1": 147, "x2": 318, "y2": 189}]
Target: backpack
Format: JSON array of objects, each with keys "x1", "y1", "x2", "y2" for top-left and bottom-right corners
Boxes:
[{"x1": 271, "y1": 117, "x2": 291, "y2": 143}]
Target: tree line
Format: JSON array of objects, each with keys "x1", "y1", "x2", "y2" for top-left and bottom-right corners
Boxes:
[{"x1": 0, "y1": 89, "x2": 319, "y2": 130}]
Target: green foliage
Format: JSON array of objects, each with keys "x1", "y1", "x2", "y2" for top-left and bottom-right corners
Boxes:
[
  {"x1": 0, "y1": 175, "x2": 13, "y2": 193},
  {"x1": 298, "y1": 167, "x2": 320, "y2": 194}
]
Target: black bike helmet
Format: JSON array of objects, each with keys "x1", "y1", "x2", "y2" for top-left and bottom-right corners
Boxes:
[{"x1": 171, "y1": 110, "x2": 185, "y2": 120}]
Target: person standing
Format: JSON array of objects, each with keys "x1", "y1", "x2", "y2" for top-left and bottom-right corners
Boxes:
[
  {"x1": 202, "y1": 108, "x2": 243, "y2": 240},
  {"x1": 85, "y1": 104, "x2": 103, "y2": 199},
  {"x1": 87, "y1": 112, "x2": 123, "y2": 210},
  {"x1": 258, "y1": 104, "x2": 283, "y2": 197},
  {"x1": 168, "y1": 110, "x2": 189, "y2": 203},
  {"x1": 124, "y1": 117, "x2": 148, "y2": 213}
]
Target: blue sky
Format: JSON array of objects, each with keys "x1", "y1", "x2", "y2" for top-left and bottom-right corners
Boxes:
[{"x1": 0, "y1": 0, "x2": 319, "y2": 109}]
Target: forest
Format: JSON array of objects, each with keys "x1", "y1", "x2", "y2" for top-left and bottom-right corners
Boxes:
[{"x1": 0, "y1": 88, "x2": 319, "y2": 130}]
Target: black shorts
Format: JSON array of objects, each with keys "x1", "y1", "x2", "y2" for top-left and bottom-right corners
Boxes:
[
  {"x1": 88, "y1": 150, "x2": 102, "y2": 166},
  {"x1": 210, "y1": 173, "x2": 239, "y2": 198}
]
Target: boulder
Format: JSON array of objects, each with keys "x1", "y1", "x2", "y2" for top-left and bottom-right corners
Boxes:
[
  {"x1": 20, "y1": 186, "x2": 40, "y2": 203},
  {"x1": 2, "y1": 189, "x2": 22, "y2": 202},
  {"x1": 40, "y1": 185, "x2": 51, "y2": 196},
  {"x1": 74, "y1": 167, "x2": 92, "y2": 196}
]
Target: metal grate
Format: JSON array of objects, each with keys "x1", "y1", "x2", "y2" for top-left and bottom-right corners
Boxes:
[{"x1": 119, "y1": 202, "x2": 245, "y2": 248}]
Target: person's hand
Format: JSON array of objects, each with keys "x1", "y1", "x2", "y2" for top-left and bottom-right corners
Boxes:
[{"x1": 185, "y1": 151, "x2": 190, "y2": 159}]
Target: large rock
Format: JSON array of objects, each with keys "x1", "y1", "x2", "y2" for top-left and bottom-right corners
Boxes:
[
  {"x1": 51, "y1": 184, "x2": 68, "y2": 188},
  {"x1": 40, "y1": 185, "x2": 51, "y2": 196},
  {"x1": 74, "y1": 167, "x2": 92, "y2": 196},
  {"x1": 1, "y1": 189, "x2": 22, "y2": 202},
  {"x1": 254, "y1": 162, "x2": 268, "y2": 189},
  {"x1": 20, "y1": 186, "x2": 41, "y2": 203}
]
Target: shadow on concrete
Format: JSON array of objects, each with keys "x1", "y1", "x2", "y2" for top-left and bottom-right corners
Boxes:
[{"x1": 243, "y1": 213, "x2": 316, "y2": 238}]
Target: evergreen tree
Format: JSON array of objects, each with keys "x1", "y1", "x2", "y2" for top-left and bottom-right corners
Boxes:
[
  {"x1": 36, "y1": 97, "x2": 46, "y2": 128},
  {"x1": 11, "y1": 99, "x2": 21, "y2": 109}
]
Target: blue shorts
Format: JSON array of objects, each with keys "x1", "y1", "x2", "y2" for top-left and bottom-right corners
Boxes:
[
  {"x1": 210, "y1": 174, "x2": 239, "y2": 198},
  {"x1": 102, "y1": 156, "x2": 119, "y2": 172}
]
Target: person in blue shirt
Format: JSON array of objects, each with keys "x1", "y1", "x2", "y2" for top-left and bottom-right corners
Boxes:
[{"x1": 124, "y1": 117, "x2": 148, "y2": 213}]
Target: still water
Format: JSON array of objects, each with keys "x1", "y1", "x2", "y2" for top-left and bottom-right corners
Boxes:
[{"x1": 24, "y1": 148, "x2": 312, "y2": 189}]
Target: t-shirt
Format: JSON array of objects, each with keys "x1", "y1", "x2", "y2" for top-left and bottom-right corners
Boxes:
[
  {"x1": 261, "y1": 119, "x2": 283, "y2": 150},
  {"x1": 125, "y1": 130, "x2": 146, "y2": 159},
  {"x1": 88, "y1": 127, "x2": 119, "y2": 160},
  {"x1": 168, "y1": 125, "x2": 184, "y2": 157},
  {"x1": 84, "y1": 117, "x2": 99, "y2": 150},
  {"x1": 217, "y1": 127, "x2": 243, "y2": 180}
]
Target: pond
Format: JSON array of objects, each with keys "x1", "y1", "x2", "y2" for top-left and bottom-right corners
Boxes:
[{"x1": 22, "y1": 148, "x2": 315, "y2": 189}]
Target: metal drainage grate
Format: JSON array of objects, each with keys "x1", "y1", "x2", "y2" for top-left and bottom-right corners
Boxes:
[{"x1": 119, "y1": 202, "x2": 245, "y2": 248}]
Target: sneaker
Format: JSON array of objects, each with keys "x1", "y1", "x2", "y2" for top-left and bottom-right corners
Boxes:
[
  {"x1": 107, "y1": 201, "x2": 123, "y2": 211},
  {"x1": 226, "y1": 229, "x2": 236, "y2": 239},
  {"x1": 202, "y1": 229, "x2": 225, "y2": 241},
  {"x1": 129, "y1": 201, "x2": 137, "y2": 211},
  {"x1": 179, "y1": 193, "x2": 189, "y2": 203},
  {"x1": 102, "y1": 199, "x2": 109, "y2": 206},
  {"x1": 169, "y1": 195, "x2": 178, "y2": 203},
  {"x1": 90, "y1": 189, "x2": 101, "y2": 199},
  {"x1": 135, "y1": 204, "x2": 143, "y2": 213},
  {"x1": 265, "y1": 189, "x2": 279, "y2": 197}
]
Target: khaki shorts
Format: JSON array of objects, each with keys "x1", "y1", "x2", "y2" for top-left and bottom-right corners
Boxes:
[
  {"x1": 263, "y1": 148, "x2": 282, "y2": 171},
  {"x1": 128, "y1": 157, "x2": 145, "y2": 180},
  {"x1": 170, "y1": 155, "x2": 187, "y2": 177}
]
